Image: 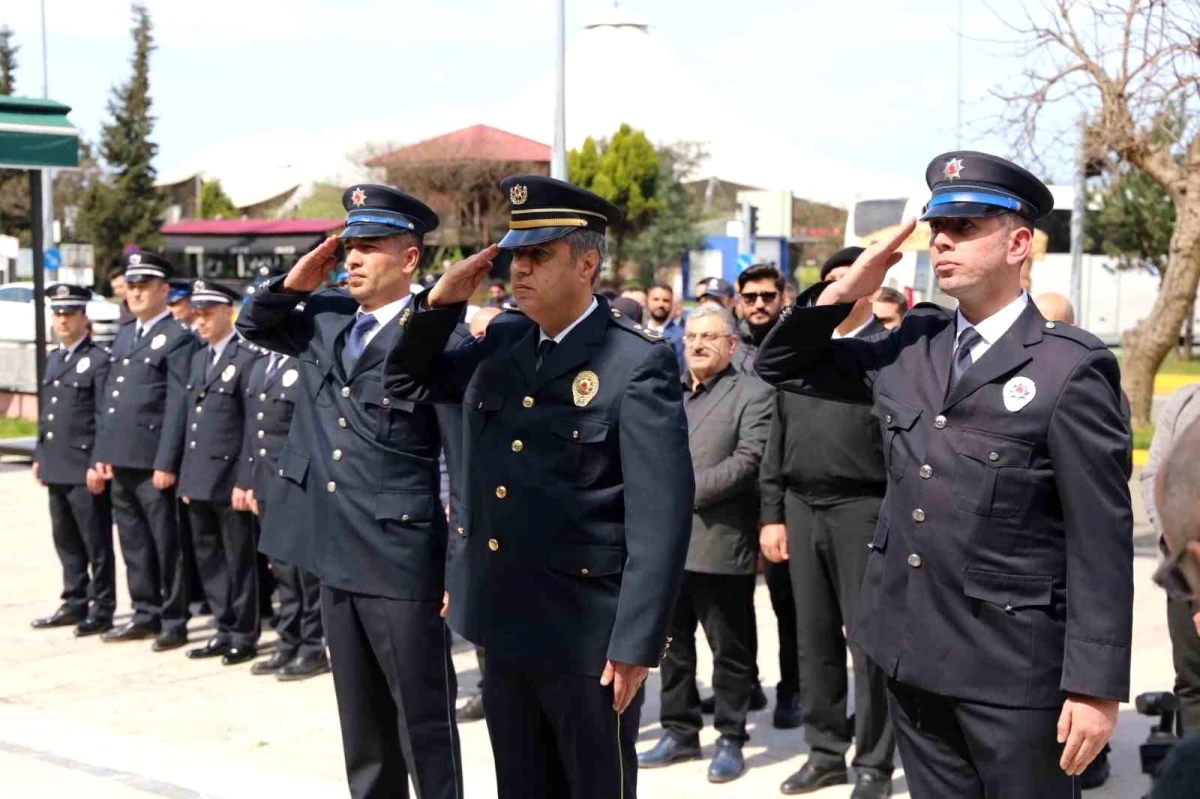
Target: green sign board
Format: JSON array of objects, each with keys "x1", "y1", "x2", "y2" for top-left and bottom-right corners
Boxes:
[{"x1": 0, "y1": 96, "x2": 80, "y2": 170}]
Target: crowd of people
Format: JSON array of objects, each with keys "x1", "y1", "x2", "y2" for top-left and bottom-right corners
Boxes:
[{"x1": 24, "y1": 149, "x2": 1193, "y2": 799}]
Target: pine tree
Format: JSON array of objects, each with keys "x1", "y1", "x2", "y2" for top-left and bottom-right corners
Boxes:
[
  {"x1": 78, "y1": 4, "x2": 164, "y2": 287},
  {"x1": 0, "y1": 25, "x2": 17, "y2": 94}
]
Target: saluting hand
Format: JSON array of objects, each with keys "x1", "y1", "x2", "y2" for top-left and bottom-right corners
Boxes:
[
  {"x1": 817, "y1": 217, "x2": 916, "y2": 306},
  {"x1": 426, "y1": 244, "x2": 500, "y2": 308},
  {"x1": 283, "y1": 236, "x2": 341, "y2": 294},
  {"x1": 1057, "y1": 694, "x2": 1118, "y2": 776},
  {"x1": 601, "y1": 660, "x2": 649, "y2": 715}
]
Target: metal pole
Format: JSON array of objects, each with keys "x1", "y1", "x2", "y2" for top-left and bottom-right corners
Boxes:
[
  {"x1": 30, "y1": 170, "x2": 48, "y2": 412},
  {"x1": 40, "y1": 0, "x2": 55, "y2": 248},
  {"x1": 1069, "y1": 115, "x2": 1086, "y2": 318},
  {"x1": 551, "y1": 0, "x2": 568, "y2": 180},
  {"x1": 956, "y1": 0, "x2": 963, "y2": 148}
]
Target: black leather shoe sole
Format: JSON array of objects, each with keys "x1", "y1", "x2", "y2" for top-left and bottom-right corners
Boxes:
[
  {"x1": 781, "y1": 767, "x2": 849, "y2": 795},
  {"x1": 32, "y1": 612, "x2": 85, "y2": 629},
  {"x1": 276, "y1": 658, "x2": 331, "y2": 681},
  {"x1": 73, "y1": 619, "x2": 113, "y2": 637},
  {"x1": 250, "y1": 655, "x2": 294, "y2": 675},
  {"x1": 102, "y1": 625, "x2": 158, "y2": 642}
]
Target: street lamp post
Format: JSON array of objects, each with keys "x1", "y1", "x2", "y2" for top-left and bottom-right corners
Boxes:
[{"x1": 551, "y1": 0, "x2": 567, "y2": 180}]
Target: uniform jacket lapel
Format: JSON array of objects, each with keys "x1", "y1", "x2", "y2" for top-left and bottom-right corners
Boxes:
[
  {"x1": 944, "y1": 302, "x2": 1043, "y2": 410},
  {"x1": 350, "y1": 315, "x2": 401, "y2": 380},
  {"x1": 263, "y1": 354, "x2": 289, "y2": 390},
  {"x1": 926, "y1": 315, "x2": 956, "y2": 407},
  {"x1": 201, "y1": 338, "x2": 242, "y2": 391},
  {"x1": 534, "y1": 297, "x2": 609, "y2": 391},
  {"x1": 507, "y1": 324, "x2": 540, "y2": 390}
]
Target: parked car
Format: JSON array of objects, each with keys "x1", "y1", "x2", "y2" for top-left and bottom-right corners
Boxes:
[{"x1": 0, "y1": 282, "x2": 122, "y2": 345}]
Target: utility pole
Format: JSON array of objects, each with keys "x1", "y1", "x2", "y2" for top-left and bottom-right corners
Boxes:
[
  {"x1": 1069, "y1": 115, "x2": 1086, "y2": 319},
  {"x1": 955, "y1": 0, "x2": 963, "y2": 148},
  {"x1": 41, "y1": 0, "x2": 55, "y2": 249},
  {"x1": 551, "y1": 0, "x2": 568, "y2": 180}
]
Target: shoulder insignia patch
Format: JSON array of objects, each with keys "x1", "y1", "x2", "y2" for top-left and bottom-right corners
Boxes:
[
  {"x1": 1042, "y1": 321, "x2": 1105, "y2": 350},
  {"x1": 608, "y1": 308, "x2": 663, "y2": 343}
]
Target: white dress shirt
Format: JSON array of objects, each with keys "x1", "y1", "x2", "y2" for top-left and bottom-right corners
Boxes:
[
  {"x1": 134, "y1": 308, "x2": 172, "y2": 340},
  {"x1": 356, "y1": 294, "x2": 412, "y2": 348},
  {"x1": 207, "y1": 330, "x2": 235, "y2": 363},
  {"x1": 953, "y1": 292, "x2": 1029, "y2": 363},
  {"x1": 539, "y1": 297, "x2": 600, "y2": 345}
]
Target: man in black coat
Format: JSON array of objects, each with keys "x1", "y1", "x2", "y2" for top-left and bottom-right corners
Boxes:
[
  {"x1": 382, "y1": 176, "x2": 694, "y2": 799},
  {"x1": 639, "y1": 304, "x2": 773, "y2": 784},
  {"x1": 755, "y1": 152, "x2": 1133, "y2": 798},
  {"x1": 31, "y1": 284, "x2": 116, "y2": 637},
  {"x1": 177, "y1": 281, "x2": 262, "y2": 666},
  {"x1": 237, "y1": 185, "x2": 460, "y2": 799},
  {"x1": 759, "y1": 248, "x2": 896, "y2": 799},
  {"x1": 239, "y1": 348, "x2": 330, "y2": 681},
  {"x1": 94, "y1": 252, "x2": 199, "y2": 652}
]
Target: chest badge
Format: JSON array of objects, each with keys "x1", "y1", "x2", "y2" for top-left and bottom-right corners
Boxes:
[
  {"x1": 281, "y1": 368, "x2": 299, "y2": 387},
  {"x1": 221, "y1": 364, "x2": 237, "y2": 383},
  {"x1": 75, "y1": 356, "x2": 91, "y2": 374},
  {"x1": 1002, "y1": 376, "x2": 1036, "y2": 412},
  {"x1": 572, "y1": 370, "x2": 600, "y2": 408},
  {"x1": 150, "y1": 333, "x2": 167, "y2": 350}
]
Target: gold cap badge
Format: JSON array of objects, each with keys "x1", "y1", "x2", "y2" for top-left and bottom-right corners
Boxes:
[
  {"x1": 572, "y1": 370, "x2": 599, "y2": 408},
  {"x1": 510, "y1": 183, "x2": 529, "y2": 206}
]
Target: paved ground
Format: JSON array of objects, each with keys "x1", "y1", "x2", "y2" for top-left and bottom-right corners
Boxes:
[{"x1": 0, "y1": 458, "x2": 1176, "y2": 798}]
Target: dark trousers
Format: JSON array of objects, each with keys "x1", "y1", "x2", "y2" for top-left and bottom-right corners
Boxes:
[
  {"x1": 110, "y1": 467, "x2": 187, "y2": 633},
  {"x1": 274, "y1": 558, "x2": 323, "y2": 656},
  {"x1": 321, "y1": 585, "x2": 461, "y2": 799},
  {"x1": 660, "y1": 571, "x2": 757, "y2": 743},
  {"x1": 250, "y1": 513, "x2": 275, "y2": 620},
  {"x1": 47, "y1": 483, "x2": 116, "y2": 620},
  {"x1": 187, "y1": 500, "x2": 258, "y2": 648},
  {"x1": 764, "y1": 558, "x2": 800, "y2": 696},
  {"x1": 888, "y1": 678, "x2": 1079, "y2": 799},
  {"x1": 474, "y1": 646, "x2": 487, "y2": 690},
  {"x1": 1168, "y1": 596, "x2": 1200, "y2": 735},
  {"x1": 176, "y1": 497, "x2": 204, "y2": 609},
  {"x1": 786, "y1": 493, "x2": 894, "y2": 774},
  {"x1": 483, "y1": 656, "x2": 642, "y2": 799}
]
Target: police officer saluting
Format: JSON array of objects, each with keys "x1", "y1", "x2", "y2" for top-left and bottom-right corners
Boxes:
[
  {"x1": 177, "y1": 280, "x2": 261, "y2": 665},
  {"x1": 239, "y1": 336, "x2": 330, "y2": 680},
  {"x1": 383, "y1": 176, "x2": 694, "y2": 799},
  {"x1": 756, "y1": 152, "x2": 1133, "y2": 798},
  {"x1": 30, "y1": 284, "x2": 116, "y2": 637},
  {"x1": 95, "y1": 252, "x2": 199, "y2": 651},
  {"x1": 237, "y1": 185, "x2": 461, "y2": 799}
]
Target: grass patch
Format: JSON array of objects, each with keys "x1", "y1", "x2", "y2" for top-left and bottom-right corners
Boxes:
[
  {"x1": 0, "y1": 418, "x2": 36, "y2": 439},
  {"x1": 1119, "y1": 353, "x2": 1200, "y2": 376},
  {"x1": 1133, "y1": 424, "x2": 1154, "y2": 451}
]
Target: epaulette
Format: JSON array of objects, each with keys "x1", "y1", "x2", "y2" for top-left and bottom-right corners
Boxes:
[
  {"x1": 98, "y1": 344, "x2": 112, "y2": 355},
  {"x1": 607, "y1": 306, "x2": 664, "y2": 343},
  {"x1": 909, "y1": 301, "x2": 954, "y2": 318},
  {"x1": 1042, "y1": 320, "x2": 1106, "y2": 350},
  {"x1": 178, "y1": 321, "x2": 192, "y2": 333},
  {"x1": 500, "y1": 302, "x2": 525, "y2": 315}
]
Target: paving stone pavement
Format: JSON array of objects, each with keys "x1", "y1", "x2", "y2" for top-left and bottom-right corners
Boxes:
[{"x1": 0, "y1": 458, "x2": 1175, "y2": 798}]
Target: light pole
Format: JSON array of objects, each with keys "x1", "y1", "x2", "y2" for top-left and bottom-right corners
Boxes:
[
  {"x1": 551, "y1": 0, "x2": 567, "y2": 180},
  {"x1": 40, "y1": 0, "x2": 55, "y2": 250}
]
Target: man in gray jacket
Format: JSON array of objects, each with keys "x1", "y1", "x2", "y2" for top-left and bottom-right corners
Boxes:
[{"x1": 638, "y1": 304, "x2": 774, "y2": 785}]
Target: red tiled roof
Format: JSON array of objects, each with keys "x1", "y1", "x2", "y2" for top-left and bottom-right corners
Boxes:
[
  {"x1": 161, "y1": 219, "x2": 343, "y2": 236},
  {"x1": 367, "y1": 125, "x2": 551, "y2": 167}
]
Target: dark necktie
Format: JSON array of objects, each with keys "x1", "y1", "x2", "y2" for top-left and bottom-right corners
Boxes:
[
  {"x1": 950, "y1": 327, "x2": 983, "y2": 390},
  {"x1": 135, "y1": 325, "x2": 144, "y2": 340},
  {"x1": 342, "y1": 314, "x2": 378, "y2": 374},
  {"x1": 536, "y1": 338, "x2": 557, "y2": 370},
  {"x1": 265, "y1": 353, "x2": 281, "y2": 379},
  {"x1": 206, "y1": 346, "x2": 220, "y2": 378}
]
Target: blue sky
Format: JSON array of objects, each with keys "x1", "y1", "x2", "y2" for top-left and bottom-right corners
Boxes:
[{"x1": 4, "y1": 0, "x2": 1083, "y2": 204}]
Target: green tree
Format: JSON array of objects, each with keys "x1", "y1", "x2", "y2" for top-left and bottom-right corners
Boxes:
[
  {"x1": 568, "y1": 124, "x2": 665, "y2": 266},
  {"x1": 77, "y1": 3, "x2": 163, "y2": 288},
  {"x1": 291, "y1": 182, "x2": 346, "y2": 219},
  {"x1": 0, "y1": 25, "x2": 16, "y2": 94},
  {"x1": 1086, "y1": 165, "x2": 1175, "y2": 273},
  {"x1": 0, "y1": 25, "x2": 28, "y2": 238},
  {"x1": 199, "y1": 179, "x2": 237, "y2": 219},
  {"x1": 624, "y1": 141, "x2": 707, "y2": 285}
]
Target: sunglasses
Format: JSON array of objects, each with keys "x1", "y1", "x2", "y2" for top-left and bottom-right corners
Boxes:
[
  {"x1": 1153, "y1": 546, "x2": 1197, "y2": 602},
  {"x1": 741, "y1": 291, "x2": 779, "y2": 305}
]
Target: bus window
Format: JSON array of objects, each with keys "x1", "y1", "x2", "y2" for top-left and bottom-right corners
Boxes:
[{"x1": 853, "y1": 199, "x2": 907, "y2": 238}]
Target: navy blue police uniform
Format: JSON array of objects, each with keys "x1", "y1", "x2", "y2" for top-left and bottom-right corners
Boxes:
[
  {"x1": 239, "y1": 347, "x2": 329, "y2": 678},
  {"x1": 237, "y1": 185, "x2": 461, "y2": 799},
  {"x1": 177, "y1": 280, "x2": 262, "y2": 665},
  {"x1": 31, "y1": 284, "x2": 116, "y2": 636},
  {"x1": 755, "y1": 152, "x2": 1134, "y2": 799},
  {"x1": 382, "y1": 176, "x2": 695, "y2": 799},
  {"x1": 95, "y1": 252, "x2": 200, "y2": 649}
]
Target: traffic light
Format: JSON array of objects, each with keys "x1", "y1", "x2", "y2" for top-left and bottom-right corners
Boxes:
[{"x1": 748, "y1": 205, "x2": 759, "y2": 239}]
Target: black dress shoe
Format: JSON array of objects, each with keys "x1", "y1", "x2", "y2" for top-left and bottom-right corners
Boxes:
[
  {"x1": 153, "y1": 628, "x2": 188, "y2": 652},
  {"x1": 774, "y1": 690, "x2": 804, "y2": 729},
  {"x1": 707, "y1": 736, "x2": 746, "y2": 784},
  {"x1": 101, "y1": 621, "x2": 159, "y2": 642},
  {"x1": 637, "y1": 734, "x2": 702, "y2": 768},
  {"x1": 1080, "y1": 746, "x2": 1111, "y2": 790},
  {"x1": 186, "y1": 637, "x2": 230, "y2": 659},
  {"x1": 456, "y1": 693, "x2": 486, "y2": 722},
  {"x1": 276, "y1": 651, "x2": 331, "y2": 681},
  {"x1": 701, "y1": 681, "x2": 768, "y2": 715},
  {"x1": 781, "y1": 761, "x2": 849, "y2": 795},
  {"x1": 31, "y1": 607, "x2": 86, "y2": 629},
  {"x1": 74, "y1": 618, "x2": 113, "y2": 637},
  {"x1": 850, "y1": 771, "x2": 893, "y2": 799},
  {"x1": 222, "y1": 645, "x2": 258, "y2": 666},
  {"x1": 250, "y1": 648, "x2": 296, "y2": 675}
]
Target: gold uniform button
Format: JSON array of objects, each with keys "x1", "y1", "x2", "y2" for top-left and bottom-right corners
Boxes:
[
  {"x1": 333, "y1": 449, "x2": 343, "y2": 461},
  {"x1": 327, "y1": 481, "x2": 337, "y2": 493},
  {"x1": 488, "y1": 538, "x2": 500, "y2": 551},
  {"x1": 198, "y1": 391, "x2": 206, "y2": 399},
  {"x1": 382, "y1": 397, "x2": 390, "y2": 407},
  {"x1": 919, "y1": 464, "x2": 933, "y2": 479},
  {"x1": 456, "y1": 526, "x2": 466, "y2": 537},
  {"x1": 401, "y1": 514, "x2": 410, "y2": 522},
  {"x1": 511, "y1": 440, "x2": 524, "y2": 453},
  {"x1": 259, "y1": 393, "x2": 267, "y2": 401},
  {"x1": 1045, "y1": 321, "x2": 1056, "y2": 330},
  {"x1": 522, "y1": 396, "x2": 535, "y2": 409},
  {"x1": 338, "y1": 417, "x2": 347, "y2": 428},
  {"x1": 341, "y1": 386, "x2": 351, "y2": 398},
  {"x1": 571, "y1": 430, "x2": 580, "y2": 441},
  {"x1": 908, "y1": 553, "x2": 923, "y2": 568},
  {"x1": 495, "y1": 486, "x2": 508, "y2": 499},
  {"x1": 580, "y1": 568, "x2": 589, "y2": 576},
  {"x1": 934, "y1": 415, "x2": 947, "y2": 430},
  {"x1": 122, "y1": 358, "x2": 130, "y2": 365},
  {"x1": 912, "y1": 508, "x2": 926, "y2": 523}
]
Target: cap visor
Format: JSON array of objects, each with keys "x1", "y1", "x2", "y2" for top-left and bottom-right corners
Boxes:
[
  {"x1": 339, "y1": 222, "x2": 403, "y2": 239},
  {"x1": 920, "y1": 202, "x2": 1010, "y2": 221},
  {"x1": 190, "y1": 299, "x2": 230, "y2": 308},
  {"x1": 123, "y1": 274, "x2": 162, "y2": 284},
  {"x1": 498, "y1": 226, "x2": 577, "y2": 249}
]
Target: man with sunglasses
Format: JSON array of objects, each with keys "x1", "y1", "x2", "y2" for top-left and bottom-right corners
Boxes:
[{"x1": 756, "y1": 151, "x2": 1133, "y2": 798}]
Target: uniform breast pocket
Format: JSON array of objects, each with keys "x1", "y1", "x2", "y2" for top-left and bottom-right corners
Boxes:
[
  {"x1": 871, "y1": 394, "x2": 922, "y2": 481},
  {"x1": 952, "y1": 428, "x2": 1035, "y2": 518},
  {"x1": 547, "y1": 417, "x2": 611, "y2": 484},
  {"x1": 360, "y1": 380, "x2": 417, "y2": 443}
]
